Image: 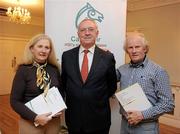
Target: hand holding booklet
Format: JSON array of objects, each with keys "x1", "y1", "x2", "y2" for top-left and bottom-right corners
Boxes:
[
  {"x1": 115, "y1": 83, "x2": 152, "y2": 112},
  {"x1": 25, "y1": 86, "x2": 67, "y2": 117}
]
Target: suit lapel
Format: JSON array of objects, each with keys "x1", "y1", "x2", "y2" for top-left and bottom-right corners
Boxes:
[
  {"x1": 72, "y1": 46, "x2": 83, "y2": 83},
  {"x1": 86, "y1": 46, "x2": 102, "y2": 82}
]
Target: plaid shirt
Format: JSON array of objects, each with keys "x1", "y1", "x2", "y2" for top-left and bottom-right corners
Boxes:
[{"x1": 117, "y1": 57, "x2": 174, "y2": 119}]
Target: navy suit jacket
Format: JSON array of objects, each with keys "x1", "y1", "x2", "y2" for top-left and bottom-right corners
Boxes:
[{"x1": 61, "y1": 45, "x2": 117, "y2": 132}]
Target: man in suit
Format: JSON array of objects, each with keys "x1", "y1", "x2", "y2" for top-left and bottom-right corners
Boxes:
[{"x1": 61, "y1": 18, "x2": 117, "y2": 134}]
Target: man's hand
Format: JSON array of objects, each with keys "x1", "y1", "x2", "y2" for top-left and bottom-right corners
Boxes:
[{"x1": 127, "y1": 110, "x2": 144, "y2": 125}]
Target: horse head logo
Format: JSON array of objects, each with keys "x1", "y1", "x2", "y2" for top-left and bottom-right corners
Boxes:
[{"x1": 75, "y1": 2, "x2": 104, "y2": 28}]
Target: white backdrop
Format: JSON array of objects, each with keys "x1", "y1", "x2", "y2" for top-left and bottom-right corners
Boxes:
[{"x1": 45, "y1": 0, "x2": 127, "y2": 133}]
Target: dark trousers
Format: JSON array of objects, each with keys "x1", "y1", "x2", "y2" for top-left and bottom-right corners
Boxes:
[{"x1": 68, "y1": 127, "x2": 110, "y2": 134}]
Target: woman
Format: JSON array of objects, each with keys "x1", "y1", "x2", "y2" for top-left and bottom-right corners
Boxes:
[{"x1": 10, "y1": 34, "x2": 62, "y2": 134}]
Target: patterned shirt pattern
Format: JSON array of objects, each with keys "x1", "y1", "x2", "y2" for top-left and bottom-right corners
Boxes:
[{"x1": 116, "y1": 57, "x2": 174, "y2": 120}]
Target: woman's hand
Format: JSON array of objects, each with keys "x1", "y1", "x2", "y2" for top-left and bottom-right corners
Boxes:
[
  {"x1": 52, "y1": 111, "x2": 62, "y2": 117},
  {"x1": 34, "y1": 112, "x2": 52, "y2": 126}
]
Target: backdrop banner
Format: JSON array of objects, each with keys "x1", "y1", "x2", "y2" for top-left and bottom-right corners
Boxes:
[{"x1": 45, "y1": 0, "x2": 127, "y2": 133}]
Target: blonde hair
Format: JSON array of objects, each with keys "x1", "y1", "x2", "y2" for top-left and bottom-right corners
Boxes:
[
  {"x1": 123, "y1": 32, "x2": 149, "y2": 54},
  {"x1": 19, "y1": 34, "x2": 60, "y2": 70}
]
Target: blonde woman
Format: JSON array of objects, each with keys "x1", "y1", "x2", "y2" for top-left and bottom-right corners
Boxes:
[{"x1": 10, "y1": 34, "x2": 62, "y2": 134}]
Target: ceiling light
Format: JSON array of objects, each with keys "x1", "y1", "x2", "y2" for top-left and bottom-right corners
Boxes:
[{"x1": 6, "y1": 0, "x2": 31, "y2": 24}]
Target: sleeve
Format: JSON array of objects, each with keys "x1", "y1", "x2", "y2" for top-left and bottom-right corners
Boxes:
[
  {"x1": 56, "y1": 67, "x2": 65, "y2": 99},
  {"x1": 142, "y1": 69, "x2": 175, "y2": 119},
  {"x1": 10, "y1": 66, "x2": 37, "y2": 122},
  {"x1": 116, "y1": 68, "x2": 121, "y2": 82},
  {"x1": 61, "y1": 53, "x2": 67, "y2": 97},
  {"x1": 107, "y1": 53, "x2": 117, "y2": 97}
]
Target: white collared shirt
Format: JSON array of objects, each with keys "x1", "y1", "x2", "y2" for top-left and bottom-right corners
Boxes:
[{"x1": 79, "y1": 45, "x2": 95, "y2": 72}]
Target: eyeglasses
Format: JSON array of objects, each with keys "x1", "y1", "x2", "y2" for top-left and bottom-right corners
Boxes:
[{"x1": 79, "y1": 27, "x2": 97, "y2": 33}]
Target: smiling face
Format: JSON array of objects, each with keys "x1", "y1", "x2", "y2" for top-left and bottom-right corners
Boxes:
[
  {"x1": 126, "y1": 35, "x2": 148, "y2": 63},
  {"x1": 30, "y1": 39, "x2": 51, "y2": 64},
  {"x1": 78, "y1": 19, "x2": 99, "y2": 49}
]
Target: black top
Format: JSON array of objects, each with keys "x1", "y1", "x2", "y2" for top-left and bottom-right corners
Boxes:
[{"x1": 10, "y1": 64, "x2": 62, "y2": 122}]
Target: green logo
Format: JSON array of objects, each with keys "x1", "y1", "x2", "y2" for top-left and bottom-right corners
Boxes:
[{"x1": 75, "y1": 2, "x2": 104, "y2": 28}]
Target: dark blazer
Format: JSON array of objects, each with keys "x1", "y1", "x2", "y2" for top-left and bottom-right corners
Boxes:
[{"x1": 61, "y1": 45, "x2": 117, "y2": 132}]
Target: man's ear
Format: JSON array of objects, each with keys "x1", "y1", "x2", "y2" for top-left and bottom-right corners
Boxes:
[
  {"x1": 144, "y1": 46, "x2": 149, "y2": 54},
  {"x1": 96, "y1": 30, "x2": 99, "y2": 36}
]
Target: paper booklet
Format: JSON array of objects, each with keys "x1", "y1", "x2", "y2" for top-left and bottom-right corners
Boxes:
[
  {"x1": 115, "y1": 83, "x2": 152, "y2": 112},
  {"x1": 25, "y1": 86, "x2": 67, "y2": 117}
]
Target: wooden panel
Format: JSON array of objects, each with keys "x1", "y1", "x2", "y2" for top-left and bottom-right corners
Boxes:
[{"x1": 0, "y1": 37, "x2": 27, "y2": 95}]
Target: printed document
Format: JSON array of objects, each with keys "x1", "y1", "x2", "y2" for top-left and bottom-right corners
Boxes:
[
  {"x1": 25, "y1": 86, "x2": 67, "y2": 116},
  {"x1": 115, "y1": 83, "x2": 152, "y2": 111}
]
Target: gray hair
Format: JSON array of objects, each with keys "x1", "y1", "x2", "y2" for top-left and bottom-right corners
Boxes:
[
  {"x1": 78, "y1": 18, "x2": 98, "y2": 31},
  {"x1": 123, "y1": 32, "x2": 149, "y2": 54}
]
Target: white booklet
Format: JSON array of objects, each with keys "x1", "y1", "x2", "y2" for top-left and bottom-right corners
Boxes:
[
  {"x1": 25, "y1": 86, "x2": 67, "y2": 116},
  {"x1": 115, "y1": 83, "x2": 152, "y2": 112}
]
